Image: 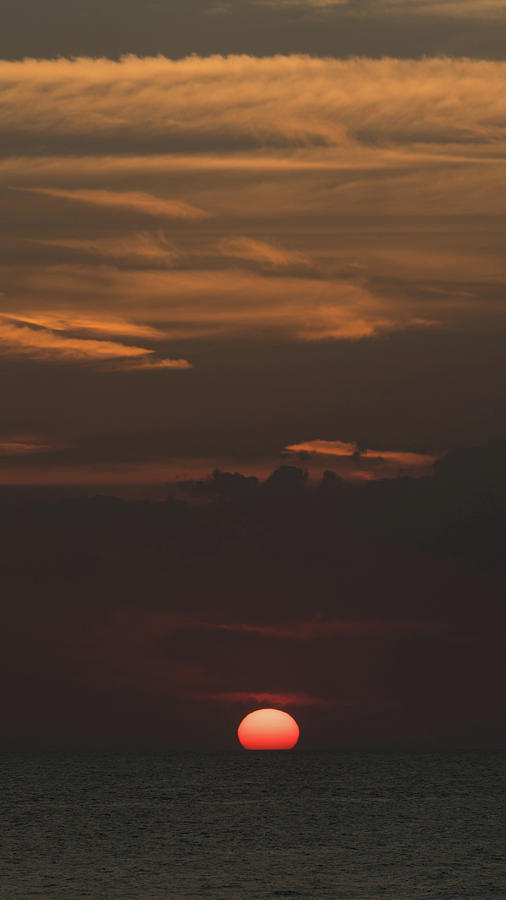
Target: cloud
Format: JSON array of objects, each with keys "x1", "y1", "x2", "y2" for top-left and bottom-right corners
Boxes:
[
  {"x1": 376, "y1": 0, "x2": 506, "y2": 18},
  {"x1": 2, "y1": 448, "x2": 504, "y2": 748},
  {"x1": 17, "y1": 188, "x2": 210, "y2": 221},
  {"x1": 200, "y1": 617, "x2": 445, "y2": 639},
  {"x1": 0, "y1": 438, "x2": 53, "y2": 457},
  {"x1": 112, "y1": 357, "x2": 193, "y2": 372},
  {"x1": 0, "y1": 56, "x2": 504, "y2": 377},
  {"x1": 76, "y1": 607, "x2": 444, "y2": 712},
  {"x1": 218, "y1": 236, "x2": 311, "y2": 267},
  {"x1": 285, "y1": 439, "x2": 438, "y2": 471},
  {"x1": 0, "y1": 312, "x2": 166, "y2": 340},
  {"x1": 1, "y1": 56, "x2": 505, "y2": 152},
  {"x1": 0, "y1": 314, "x2": 191, "y2": 369},
  {"x1": 256, "y1": 0, "x2": 351, "y2": 8},
  {"x1": 0, "y1": 264, "x2": 435, "y2": 342},
  {"x1": 31, "y1": 232, "x2": 179, "y2": 264},
  {"x1": 0, "y1": 317, "x2": 151, "y2": 362},
  {"x1": 88, "y1": 609, "x2": 445, "y2": 641},
  {"x1": 2, "y1": 57, "x2": 505, "y2": 232},
  {"x1": 200, "y1": 690, "x2": 341, "y2": 707},
  {"x1": 255, "y1": 0, "x2": 506, "y2": 17}
]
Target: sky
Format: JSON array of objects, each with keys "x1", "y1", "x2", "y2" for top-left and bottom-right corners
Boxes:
[{"x1": 1, "y1": 0, "x2": 505, "y2": 748}]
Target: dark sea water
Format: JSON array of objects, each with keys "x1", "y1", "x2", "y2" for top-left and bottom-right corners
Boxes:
[{"x1": 1, "y1": 751, "x2": 504, "y2": 899}]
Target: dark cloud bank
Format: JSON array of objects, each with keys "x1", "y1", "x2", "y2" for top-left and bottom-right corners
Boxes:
[{"x1": 1, "y1": 439, "x2": 505, "y2": 750}]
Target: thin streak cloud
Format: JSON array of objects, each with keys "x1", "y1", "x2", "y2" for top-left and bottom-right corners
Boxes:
[
  {"x1": 218, "y1": 236, "x2": 311, "y2": 267},
  {"x1": 0, "y1": 317, "x2": 151, "y2": 362},
  {"x1": 285, "y1": 439, "x2": 438, "y2": 469},
  {"x1": 0, "y1": 316, "x2": 192, "y2": 369},
  {"x1": 202, "y1": 691, "x2": 340, "y2": 708},
  {"x1": 255, "y1": 0, "x2": 506, "y2": 16},
  {"x1": 1, "y1": 313, "x2": 167, "y2": 340},
  {"x1": 31, "y1": 233, "x2": 179, "y2": 264},
  {"x1": 16, "y1": 188, "x2": 210, "y2": 221},
  {"x1": 0, "y1": 438, "x2": 53, "y2": 457}
]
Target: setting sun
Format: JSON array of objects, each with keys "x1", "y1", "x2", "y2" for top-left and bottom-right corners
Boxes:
[{"x1": 237, "y1": 708, "x2": 300, "y2": 750}]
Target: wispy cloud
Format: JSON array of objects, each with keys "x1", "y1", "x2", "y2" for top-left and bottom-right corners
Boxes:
[
  {"x1": 1, "y1": 56, "x2": 505, "y2": 153},
  {"x1": 1, "y1": 57, "x2": 505, "y2": 234},
  {"x1": 78, "y1": 607, "x2": 444, "y2": 708},
  {"x1": 199, "y1": 617, "x2": 446, "y2": 640},
  {"x1": 92, "y1": 609, "x2": 446, "y2": 641},
  {"x1": 0, "y1": 315, "x2": 191, "y2": 369},
  {"x1": 16, "y1": 188, "x2": 210, "y2": 221},
  {"x1": 0, "y1": 264, "x2": 435, "y2": 342},
  {"x1": 218, "y1": 236, "x2": 310, "y2": 267},
  {"x1": 0, "y1": 57, "x2": 504, "y2": 375},
  {"x1": 375, "y1": 0, "x2": 506, "y2": 18},
  {"x1": 0, "y1": 317, "x2": 151, "y2": 361},
  {"x1": 0, "y1": 438, "x2": 54, "y2": 457},
  {"x1": 255, "y1": 0, "x2": 506, "y2": 17},
  {"x1": 31, "y1": 232, "x2": 179, "y2": 264},
  {"x1": 198, "y1": 690, "x2": 341, "y2": 708},
  {"x1": 113, "y1": 357, "x2": 193, "y2": 372},
  {"x1": 1, "y1": 312, "x2": 166, "y2": 340}
]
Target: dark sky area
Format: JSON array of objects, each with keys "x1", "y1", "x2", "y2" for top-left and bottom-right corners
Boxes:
[
  {"x1": 1, "y1": 0, "x2": 506, "y2": 60},
  {"x1": 2, "y1": 445, "x2": 506, "y2": 748},
  {"x1": 0, "y1": 0, "x2": 505, "y2": 748}
]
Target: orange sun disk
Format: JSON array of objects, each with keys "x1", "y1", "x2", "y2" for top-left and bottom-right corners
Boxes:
[{"x1": 237, "y1": 708, "x2": 300, "y2": 750}]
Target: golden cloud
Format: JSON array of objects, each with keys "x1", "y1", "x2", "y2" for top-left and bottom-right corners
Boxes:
[
  {"x1": 0, "y1": 54, "x2": 504, "y2": 365},
  {"x1": 0, "y1": 317, "x2": 151, "y2": 361},
  {"x1": 112, "y1": 357, "x2": 193, "y2": 372},
  {"x1": 285, "y1": 439, "x2": 438, "y2": 471},
  {"x1": 1, "y1": 312, "x2": 166, "y2": 340},
  {"x1": 0, "y1": 263, "x2": 434, "y2": 342},
  {"x1": 0, "y1": 315, "x2": 191, "y2": 368},
  {"x1": 218, "y1": 236, "x2": 311, "y2": 267},
  {"x1": 31, "y1": 232, "x2": 179, "y2": 264},
  {"x1": 1, "y1": 56, "x2": 505, "y2": 151}
]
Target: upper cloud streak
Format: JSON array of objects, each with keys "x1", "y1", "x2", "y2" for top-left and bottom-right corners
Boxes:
[
  {"x1": 254, "y1": 0, "x2": 506, "y2": 17},
  {"x1": 17, "y1": 188, "x2": 210, "y2": 221},
  {"x1": 1, "y1": 56, "x2": 505, "y2": 152}
]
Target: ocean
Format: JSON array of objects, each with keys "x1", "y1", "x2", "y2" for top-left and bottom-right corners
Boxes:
[{"x1": 1, "y1": 751, "x2": 504, "y2": 899}]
